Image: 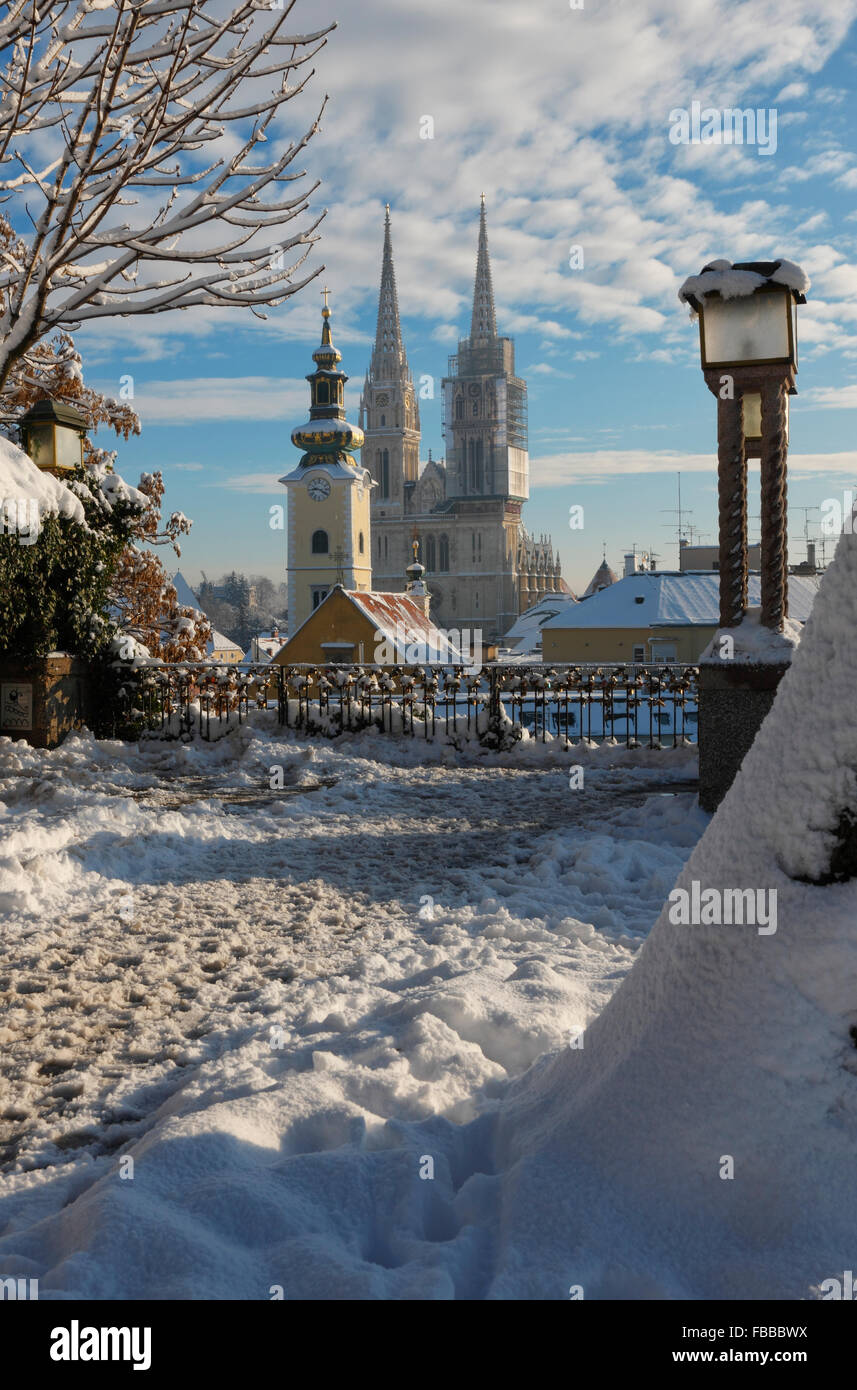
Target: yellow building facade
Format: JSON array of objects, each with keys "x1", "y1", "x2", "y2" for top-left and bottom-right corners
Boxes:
[{"x1": 542, "y1": 624, "x2": 716, "y2": 664}]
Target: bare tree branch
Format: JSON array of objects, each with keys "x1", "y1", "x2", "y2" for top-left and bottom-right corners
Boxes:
[{"x1": 0, "y1": 0, "x2": 334, "y2": 389}]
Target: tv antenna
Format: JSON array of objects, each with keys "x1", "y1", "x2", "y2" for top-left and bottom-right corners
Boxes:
[{"x1": 660, "y1": 470, "x2": 695, "y2": 565}]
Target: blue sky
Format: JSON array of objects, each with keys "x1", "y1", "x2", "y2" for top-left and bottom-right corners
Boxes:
[{"x1": 66, "y1": 0, "x2": 857, "y2": 595}]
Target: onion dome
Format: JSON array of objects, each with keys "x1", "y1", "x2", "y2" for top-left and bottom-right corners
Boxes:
[{"x1": 291, "y1": 292, "x2": 365, "y2": 466}]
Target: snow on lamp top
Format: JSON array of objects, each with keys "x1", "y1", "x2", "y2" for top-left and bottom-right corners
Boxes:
[
  {"x1": 678, "y1": 259, "x2": 810, "y2": 315},
  {"x1": 679, "y1": 259, "x2": 809, "y2": 372}
]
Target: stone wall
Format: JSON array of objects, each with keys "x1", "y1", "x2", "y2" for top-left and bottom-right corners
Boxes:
[{"x1": 0, "y1": 654, "x2": 93, "y2": 749}]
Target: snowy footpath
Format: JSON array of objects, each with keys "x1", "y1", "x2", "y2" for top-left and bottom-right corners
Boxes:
[{"x1": 0, "y1": 721, "x2": 702, "y2": 1298}]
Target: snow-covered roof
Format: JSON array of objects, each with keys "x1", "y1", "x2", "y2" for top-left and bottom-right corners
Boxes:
[
  {"x1": 240, "y1": 633, "x2": 284, "y2": 665},
  {"x1": 345, "y1": 590, "x2": 462, "y2": 661},
  {"x1": 0, "y1": 434, "x2": 86, "y2": 526},
  {"x1": 171, "y1": 570, "x2": 204, "y2": 613},
  {"x1": 209, "y1": 629, "x2": 243, "y2": 655},
  {"x1": 501, "y1": 594, "x2": 580, "y2": 657},
  {"x1": 542, "y1": 570, "x2": 819, "y2": 630},
  {"x1": 280, "y1": 586, "x2": 462, "y2": 662},
  {"x1": 678, "y1": 258, "x2": 810, "y2": 314}
]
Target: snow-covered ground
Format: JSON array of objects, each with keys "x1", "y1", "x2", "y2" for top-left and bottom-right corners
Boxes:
[{"x1": 0, "y1": 722, "x2": 702, "y2": 1299}]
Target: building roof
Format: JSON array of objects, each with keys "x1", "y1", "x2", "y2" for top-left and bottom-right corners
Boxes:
[
  {"x1": 582, "y1": 559, "x2": 618, "y2": 598},
  {"x1": 500, "y1": 594, "x2": 580, "y2": 658},
  {"x1": 542, "y1": 570, "x2": 820, "y2": 631},
  {"x1": 209, "y1": 629, "x2": 243, "y2": 655},
  {"x1": 171, "y1": 570, "x2": 243, "y2": 657},
  {"x1": 240, "y1": 633, "x2": 284, "y2": 665},
  {"x1": 283, "y1": 585, "x2": 463, "y2": 662},
  {"x1": 171, "y1": 570, "x2": 203, "y2": 613},
  {"x1": 344, "y1": 590, "x2": 462, "y2": 661}
]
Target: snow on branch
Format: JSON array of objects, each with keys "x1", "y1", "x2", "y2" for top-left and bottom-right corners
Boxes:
[{"x1": 0, "y1": 0, "x2": 334, "y2": 389}]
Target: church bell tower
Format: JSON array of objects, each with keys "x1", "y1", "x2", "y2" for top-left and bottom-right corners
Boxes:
[{"x1": 280, "y1": 292, "x2": 374, "y2": 637}]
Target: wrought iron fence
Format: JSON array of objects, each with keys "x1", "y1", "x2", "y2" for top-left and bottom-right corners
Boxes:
[{"x1": 113, "y1": 661, "x2": 699, "y2": 748}]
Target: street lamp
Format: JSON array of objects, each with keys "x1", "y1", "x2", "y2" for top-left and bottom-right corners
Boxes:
[
  {"x1": 680, "y1": 259, "x2": 807, "y2": 631},
  {"x1": 19, "y1": 398, "x2": 88, "y2": 475}
]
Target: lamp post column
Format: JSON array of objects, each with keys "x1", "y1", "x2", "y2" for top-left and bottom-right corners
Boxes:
[
  {"x1": 714, "y1": 387, "x2": 748, "y2": 629},
  {"x1": 760, "y1": 377, "x2": 790, "y2": 630}
]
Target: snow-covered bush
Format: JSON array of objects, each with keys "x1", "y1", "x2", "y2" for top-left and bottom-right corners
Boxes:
[{"x1": 0, "y1": 436, "x2": 146, "y2": 659}]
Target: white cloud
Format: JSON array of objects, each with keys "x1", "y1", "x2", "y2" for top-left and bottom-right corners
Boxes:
[
  {"x1": 800, "y1": 385, "x2": 857, "y2": 409},
  {"x1": 118, "y1": 378, "x2": 313, "y2": 425},
  {"x1": 213, "y1": 473, "x2": 285, "y2": 495},
  {"x1": 774, "y1": 81, "x2": 809, "y2": 101},
  {"x1": 530, "y1": 448, "x2": 857, "y2": 486}
]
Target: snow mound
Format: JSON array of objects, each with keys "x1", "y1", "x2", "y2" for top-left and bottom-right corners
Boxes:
[
  {"x1": 0, "y1": 435, "x2": 85, "y2": 525},
  {"x1": 490, "y1": 528, "x2": 857, "y2": 1299}
]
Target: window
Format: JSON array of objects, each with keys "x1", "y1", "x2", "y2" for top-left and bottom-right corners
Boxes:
[
  {"x1": 359, "y1": 531, "x2": 365, "y2": 554},
  {"x1": 311, "y1": 586, "x2": 329, "y2": 610},
  {"x1": 382, "y1": 449, "x2": 390, "y2": 498},
  {"x1": 316, "y1": 380, "x2": 329, "y2": 405},
  {"x1": 472, "y1": 402, "x2": 478, "y2": 416},
  {"x1": 455, "y1": 397, "x2": 464, "y2": 419},
  {"x1": 311, "y1": 529, "x2": 329, "y2": 554},
  {"x1": 380, "y1": 414, "x2": 386, "y2": 426},
  {"x1": 425, "y1": 535, "x2": 436, "y2": 571},
  {"x1": 377, "y1": 535, "x2": 381, "y2": 559},
  {"x1": 632, "y1": 645, "x2": 646, "y2": 663},
  {"x1": 384, "y1": 535, "x2": 388, "y2": 558},
  {"x1": 439, "y1": 534, "x2": 449, "y2": 572}
]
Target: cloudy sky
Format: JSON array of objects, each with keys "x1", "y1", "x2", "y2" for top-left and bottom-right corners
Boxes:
[{"x1": 75, "y1": 0, "x2": 857, "y2": 594}]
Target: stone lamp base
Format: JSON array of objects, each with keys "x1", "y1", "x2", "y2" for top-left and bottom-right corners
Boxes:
[
  {"x1": 697, "y1": 657, "x2": 791, "y2": 812},
  {"x1": 0, "y1": 654, "x2": 93, "y2": 749}
]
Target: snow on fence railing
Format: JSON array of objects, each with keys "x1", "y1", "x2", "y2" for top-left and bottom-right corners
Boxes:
[{"x1": 112, "y1": 662, "x2": 700, "y2": 748}]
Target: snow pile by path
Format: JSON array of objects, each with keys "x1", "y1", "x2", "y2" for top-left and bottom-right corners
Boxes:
[
  {"x1": 0, "y1": 728, "x2": 702, "y2": 1298},
  {"x1": 489, "y1": 528, "x2": 857, "y2": 1299}
]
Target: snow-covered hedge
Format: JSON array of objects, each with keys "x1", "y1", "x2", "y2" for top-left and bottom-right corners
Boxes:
[{"x1": 0, "y1": 435, "x2": 147, "y2": 659}]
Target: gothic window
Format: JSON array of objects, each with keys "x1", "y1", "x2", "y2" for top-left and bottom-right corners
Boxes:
[
  {"x1": 472, "y1": 402, "x2": 478, "y2": 416},
  {"x1": 425, "y1": 535, "x2": 436, "y2": 572},
  {"x1": 381, "y1": 414, "x2": 386, "y2": 426},
  {"x1": 455, "y1": 396, "x2": 464, "y2": 420},
  {"x1": 384, "y1": 535, "x2": 388, "y2": 558},
  {"x1": 439, "y1": 534, "x2": 449, "y2": 572},
  {"x1": 377, "y1": 535, "x2": 382, "y2": 559},
  {"x1": 311, "y1": 586, "x2": 329, "y2": 610},
  {"x1": 359, "y1": 531, "x2": 365, "y2": 554},
  {"x1": 475, "y1": 590, "x2": 480, "y2": 610},
  {"x1": 311, "y1": 529, "x2": 329, "y2": 554},
  {"x1": 382, "y1": 449, "x2": 390, "y2": 498},
  {"x1": 472, "y1": 531, "x2": 476, "y2": 562}
]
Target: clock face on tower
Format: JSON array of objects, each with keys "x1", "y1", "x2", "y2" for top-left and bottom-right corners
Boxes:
[{"x1": 307, "y1": 475, "x2": 331, "y2": 501}]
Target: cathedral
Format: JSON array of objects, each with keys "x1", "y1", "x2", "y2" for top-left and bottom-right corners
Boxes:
[{"x1": 359, "y1": 199, "x2": 565, "y2": 641}]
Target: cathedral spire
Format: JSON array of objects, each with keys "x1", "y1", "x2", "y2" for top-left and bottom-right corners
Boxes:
[
  {"x1": 470, "y1": 193, "x2": 497, "y2": 343},
  {"x1": 370, "y1": 203, "x2": 408, "y2": 381}
]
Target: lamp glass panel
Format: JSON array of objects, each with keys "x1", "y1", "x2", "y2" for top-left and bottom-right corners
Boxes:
[
  {"x1": 54, "y1": 425, "x2": 83, "y2": 471},
  {"x1": 702, "y1": 291, "x2": 791, "y2": 365},
  {"x1": 25, "y1": 422, "x2": 54, "y2": 469},
  {"x1": 743, "y1": 393, "x2": 762, "y2": 438}
]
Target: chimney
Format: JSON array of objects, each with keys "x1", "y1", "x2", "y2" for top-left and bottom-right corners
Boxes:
[{"x1": 807, "y1": 541, "x2": 816, "y2": 571}]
